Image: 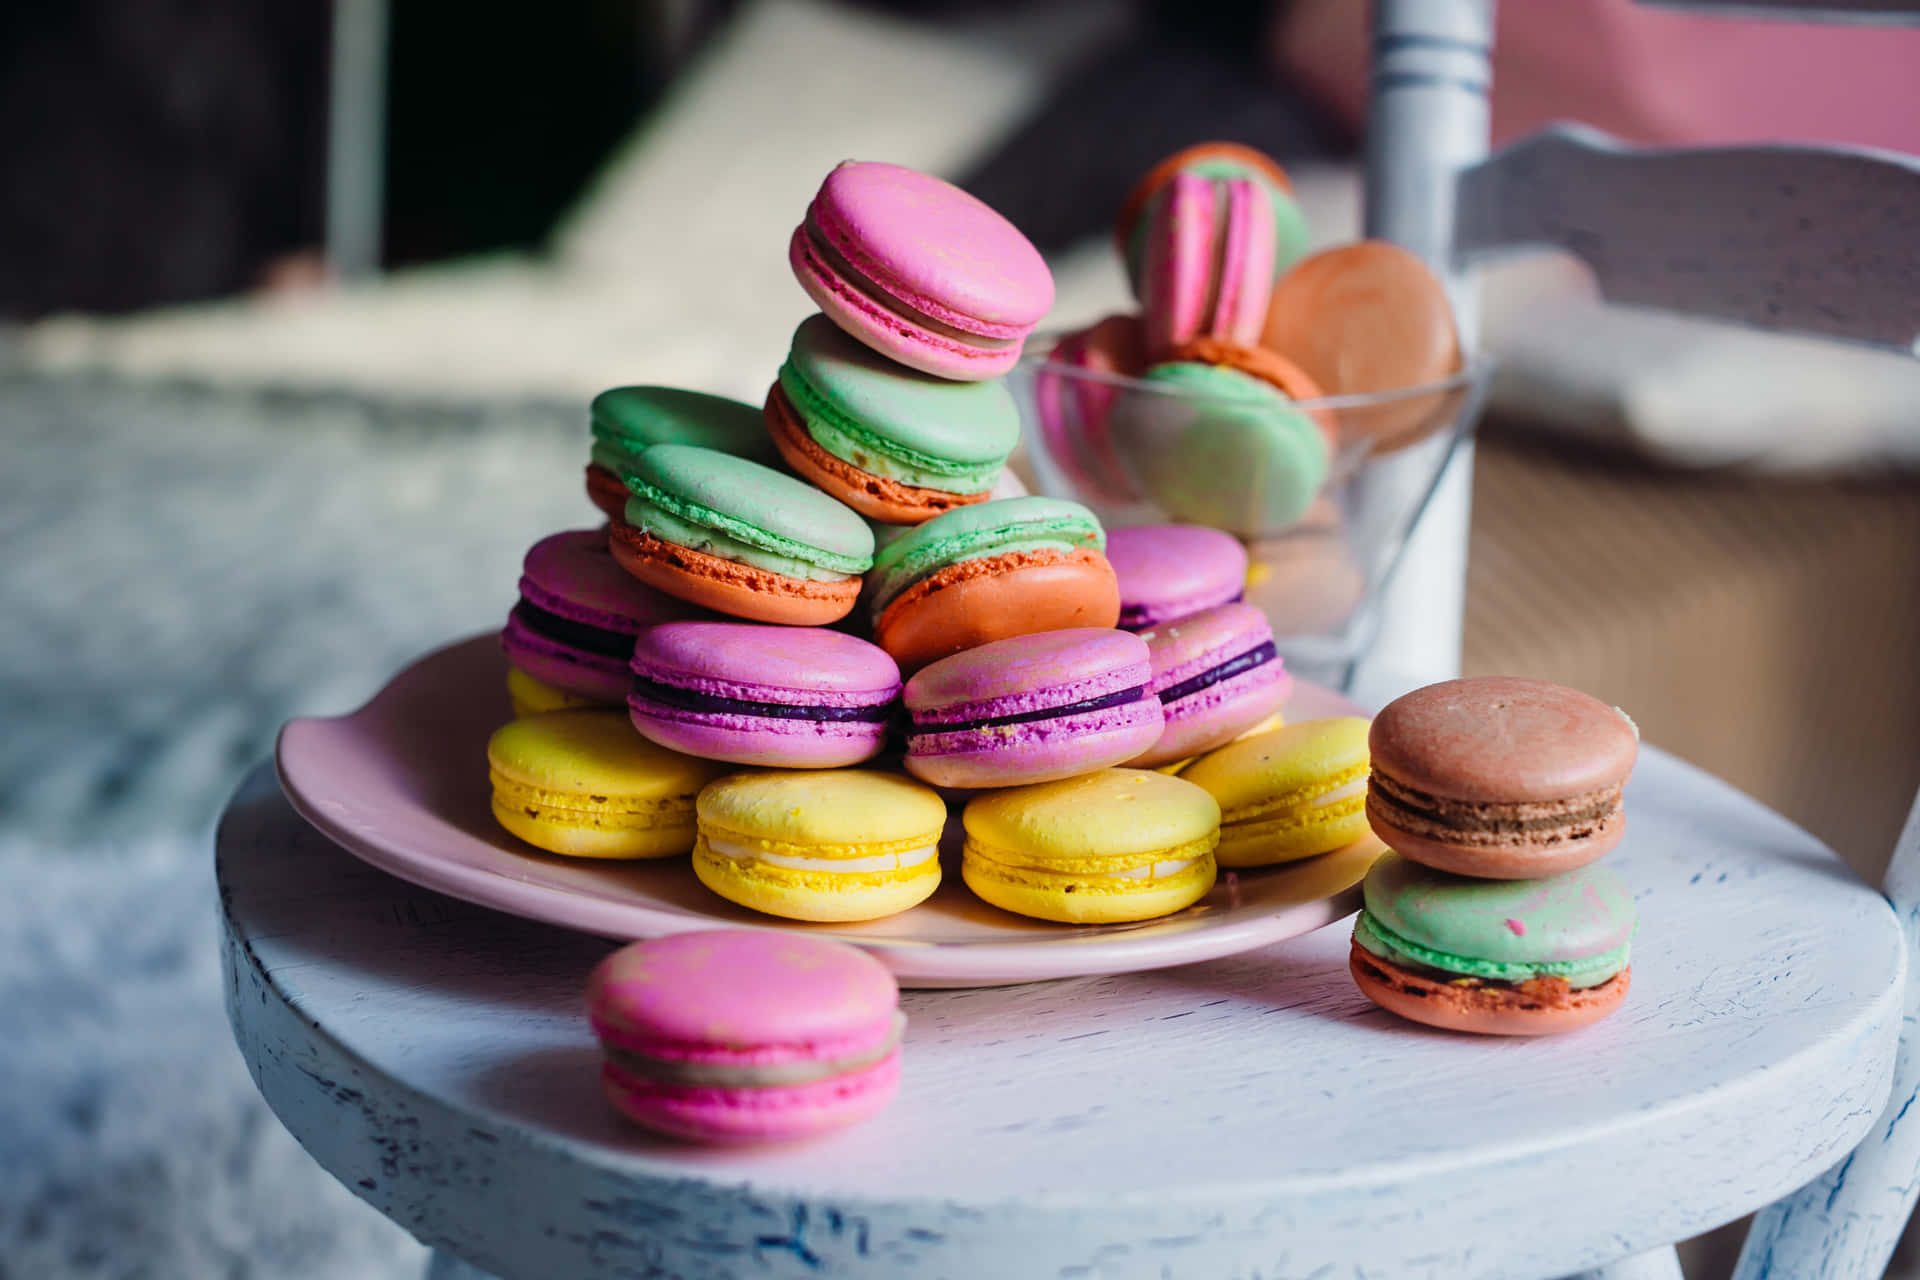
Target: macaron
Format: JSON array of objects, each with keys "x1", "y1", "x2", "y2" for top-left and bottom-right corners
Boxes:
[
  {"x1": 1180, "y1": 717, "x2": 1372, "y2": 868},
  {"x1": 1106, "y1": 523, "x2": 1249, "y2": 630},
  {"x1": 1127, "y1": 604, "x2": 1291, "y2": 769},
  {"x1": 693, "y1": 769, "x2": 946, "y2": 921},
  {"x1": 790, "y1": 160, "x2": 1054, "y2": 381},
  {"x1": 902, "y1": 629, "x2": 1164, "y2": 790},
  {"x1": 1117, "y1": 143, "x2": 1311, "y2": 317},
  {"x1": 501, "y1": 529, "x2": 695, "y2": 704},
  {"x1": 1260, "y1": 241, "x2": 1461, "y2": 450},
  {"x1": 766, "y1": 313, "x2": 1020, "y2": 524},
  {"x1": 628, "y1": 620, "x2": 900, "y2": 768},
  {"x1": 588, "y1": 930, "x2": 903, "y2": 1143},
  {"x1": 866, "y1": 497, "x2": 1121, "y2": 675},
  {"x1": 1350, "y1": 852, "x2": 1635, "y2": 1036},
  {"x1": 506, "y1": 665, "x2": 602, "y2": 718},
  {"x1": 1032, "y1": 314, "x2": 1148, "y2": 503},
  {"x1": 487, "y1": 709, "x2": 730, "y2": 859},
  {"x1": 611, "y1": 444, "x2": 875, "y2": 626},
  {"x1": 961, "y1": 768, "x2": 1220, "y2": 924},
  {"x1": 1130, "y1": 170, "x2": 1278, "y2": 358},
  {"x1": 587, "y1": 386, "x2": 775, "y2": 521},
  {"x1": 1367, "y1": 676, "x2": 1639, "y2": 879},
  {"x1": 1110, "y1": 356, "x2": 1329, "y2": 537}
]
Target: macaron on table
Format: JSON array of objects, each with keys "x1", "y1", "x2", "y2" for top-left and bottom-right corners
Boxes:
[{"x1": 226, "y1": 36, "x2": 1920, "y2": 1273}]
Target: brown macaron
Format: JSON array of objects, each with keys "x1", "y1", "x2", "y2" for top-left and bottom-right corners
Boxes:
[{"x1": 1366, "y1": 676, "x2": 1639, "y2": 879}]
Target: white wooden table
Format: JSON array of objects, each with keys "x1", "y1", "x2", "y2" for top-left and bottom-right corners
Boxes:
[{"x1": 219, "y1": 751, "x2": 1903, "y2": 1280}]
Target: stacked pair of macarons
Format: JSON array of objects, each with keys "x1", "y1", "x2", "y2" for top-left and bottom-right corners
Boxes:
[
  {"x1": 1349, "y1": 676, "x2": 1642, "y2": 1037},
  {"x1": 1036, "y1": 141, "x2": 1463, "y2": 540}
]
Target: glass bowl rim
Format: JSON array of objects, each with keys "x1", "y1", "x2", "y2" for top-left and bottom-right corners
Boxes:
[{"x1": 1016, "y1": 346, "x2": 1496, "y2": 412}]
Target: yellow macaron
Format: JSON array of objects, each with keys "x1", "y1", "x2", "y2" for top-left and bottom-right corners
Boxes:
[
  {"x1": 1155, "y1": 710, "x2": 1286, "y2": 775},
  {"x1": 693, "y1": 769, "x2": 946, "y2": 922},
  {"x1": 488, "y1": 709, "x2": 731, "y2": 858},
  {"x1": 1180, "y1": 716, "x2": 1371, "y2": 868},
  {"x1": 506, "y1": 663, "x2": 607, "y2": 717},
  {"x1": 961, "y1": 769, "x2": 1219, "y2": 924}
]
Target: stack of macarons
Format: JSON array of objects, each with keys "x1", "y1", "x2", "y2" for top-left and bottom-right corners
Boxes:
[
  {"x1": 486, "y1": 157, "x2": 1386, "y2": 935},
  {"x1": 1348, "y1": 676, "x2": 1641, "y2": 1036},
  {"x1": 1036, "y1": 140, "x2": 1464, "y2": 539}
]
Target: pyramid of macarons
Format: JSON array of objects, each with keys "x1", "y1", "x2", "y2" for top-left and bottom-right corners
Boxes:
[
  {"x1": 1347, "y1": 676, "x2": 1641, "y2": 1036},
  {"x1": 484, "y1": 158, "x2": 1393, "y2": 937},
  {"x1": 1037, "y1": 141, "x2": 1464, "y2": 538}
]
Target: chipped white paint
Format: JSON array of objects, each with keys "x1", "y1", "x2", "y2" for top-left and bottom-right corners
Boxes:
[
  {"x1": 218, "y1": 748, "x2": 1902, "y2": 1280},
  {"x1": 1734, "y1": 787, "x2": 1920, "y2": 1279}
]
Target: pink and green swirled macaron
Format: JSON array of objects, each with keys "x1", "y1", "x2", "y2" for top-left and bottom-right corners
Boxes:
[
  {"x1": 501, "y1": 529, "x2": 698, "y2": 705},
  {"x1": 790, "y1": 160, "x2": 1054, "y2": 381},
  {"x1": 628, "y1": 620, "x2": 900, "y2": 768},
  {"x1": 902, "y1": 628, "x2": 1164, "y2": 789},
  {"x1": 587, "y1": 930, "x2": 904, "y2": 1143}
]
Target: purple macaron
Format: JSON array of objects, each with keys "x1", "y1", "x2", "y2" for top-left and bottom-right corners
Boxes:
[
  {"x1": 629, "y1": 620, "x2": 901, "y2": 768},
  {"x1": 902, "y1": 629, "x2": 1165, "y2": 789},
  {"x1": 1106, "y1": 524, "x2": 1249, "y2": 630},
  {"x1": 502, "y1": 530, "x2": 695, "y2": 702},
  {"x1": 1128, "y1": 603, "x2": 1292, "y2": 768}
]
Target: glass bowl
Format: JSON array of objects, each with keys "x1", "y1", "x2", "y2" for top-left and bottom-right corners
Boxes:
[{"x1": 1005, "y1": 352, "x2": 1496, "y2": 689}]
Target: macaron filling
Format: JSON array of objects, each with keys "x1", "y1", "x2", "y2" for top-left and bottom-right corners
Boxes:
[
  {"x1": 1370, "y1": 772, "x2": 1625, "y2": 846},
  {"x1": 599, "y1": 1011, "x2": 906, "y2": 1089},
  {"x1": 1353, "y1": 911, "x2": 1630, "y2": 990},
  {"x1": 629, "y1": 676, "x2": 894, "y2": 723},
  {"x1": 910, "y1": 684, "x2": 1147, "y2": 736},
  {"x1": 774, "y1": 374, "x2": 1004, "y2": 494},
  {"x1": 1154, "y1": 640, "x2": 1277, "y2": 706},
  {"x1": 702, "y1": 835, "x2": 938, "y2": 875},
  {"x1": 488, "y1": 771, "x2": 694, "y2": 830},
  {"x1": 623, "y1": 493, "x2": 861, "y2": 582},
  {"x1": 1121, "y1": 591, "x2": 1243, "y2": 630},
  {"x1": 800, "y1": 217, "x2": 1023, "y2": 348},
  {"x1": 509, "y1": 600, "x2": 638, "y2": 660}
]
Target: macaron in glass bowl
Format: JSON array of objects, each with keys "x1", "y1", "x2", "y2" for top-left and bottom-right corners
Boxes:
[{"x1": 1009, "y1": 348, "x2": 1495, "y2": 689}]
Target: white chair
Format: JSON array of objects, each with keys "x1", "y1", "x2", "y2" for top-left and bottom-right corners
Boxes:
[{"x1": 1362, "y1": 3, "x2": 1920, "y2": 1275}]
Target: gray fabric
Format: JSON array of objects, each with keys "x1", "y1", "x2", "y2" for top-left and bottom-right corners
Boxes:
[{"x1": 0, "y1": 374, "x2": 589, "y2": 1276}]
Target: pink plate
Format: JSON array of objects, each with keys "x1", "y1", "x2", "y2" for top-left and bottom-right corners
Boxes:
[{"x1": 276, "y1": 634, "x2": 1378, "y2": 988}]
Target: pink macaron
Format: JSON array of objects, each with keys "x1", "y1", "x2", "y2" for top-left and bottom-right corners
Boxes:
[
  {"x1": 1135, "y1": 171, "x2": 1278, "y2": 359},
  {"x1": 790, "y1": 160, "x2": 1054, "y2": 381},
  {"x1": 588, "y1": 930, "x2": 904, "y2": 1144},
  {"x1": 1128, "y1": 603, "x2": 1291, "y2": 768},
  {"x1": 1034, "y1": 314, "x2": 1148, "y2": 503},
  {"x1": 902, "y1": 628, "x2": 1164, "y2": 789},
  {"x1": 1107, "y1": 524, "x2": 1250, "y2": 630},
  {"x1": 628, "y1": 620, "x2": 901, "y2": 768},
  {"x1": 501, "y1": 529, "x2": 697, "y2": 702}
]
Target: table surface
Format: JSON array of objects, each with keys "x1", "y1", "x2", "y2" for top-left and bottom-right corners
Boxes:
[{"x1": 219, "y1": 749, "x2": 1904, "y2": 1280}]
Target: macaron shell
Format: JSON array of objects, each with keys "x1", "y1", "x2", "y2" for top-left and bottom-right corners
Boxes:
[
  {"x1": 1128, "y1": 605, "x2": 1291, "y2": 768},
  {"x1": 962, "y1": 851, "x2": 1214, "y2": 925},
  {"x1": 904, "y1": 627, "x2": 1148, "y2": 718},
  {"x1": 1140, "y1": 172, "x2": 1216, "y2": 357},
  {"x1": 507, "y1": 664, "x2": 608, "y2": 717},
  {"x1": 963, "y1": 768, "x2": 1221, "y2": 860},
  {"x1": 906, "y1": 701, "x2": 1165, "y2": 790},
  {"x1": 519, "y1": 529, "x2": 691, "y2": 629},
  {"x1": 693, "y1": 848, "x2": 941, "y2": 922},
  {"x1": 765, "y1": 387, "x2": 989, "y2": 524},
  {"x1": 1115, "y1": 142, "x2": 1302, "y2": 274},
  {"x1": 872, "y1": 549, "x2": 1122, "y2": 675},
  {"x1": 626, "y1": 444, "x2": 875, "y2": 570},
  {"x1": 586, "y1": 464, "x2": 630, "y2": 522},
  {"x1": 1369, "y1": 676, "x2": 1639, "y2": 803},
  {"x1": 1350, "y1": 944, "x2": 1630, "y2": 1037},
  {"x1": 610, "y1": 524, "x2": 861, "y2": 626},
  {"x1": 1362, "y1": 851, "x2": 1636, "y2": 968},
  {"x1": 865, "y1": 495, "x2": 1106, "y2": 615},
  {"x1": 1181, "y1": 716, "x2": 1372, "y2": 867},
  {"x1": 590, "y1": 386, "x2": 776, "y2": 463},
  {"x1": 602, "y1": 1048, "x2": 901, "y2": 1142},
  {"x1": 1260, "y1": 240, "x2": 1460, "y2": 446},
  {"x1": 500, "y1": 618, "x2": 634, "y2": 703},
  {"x1": 697, "y1": 768, "x2": 946, "y2": 850},
  {"x1": 1107, "y1": 524, "x2": 1250, "y2": 630},
  {"x1": 1211, "y1": 178, "x2": 1278, "y2": 342},
  {"x1": 633, "y1": 621, "x2": 899, "y2": 701}
]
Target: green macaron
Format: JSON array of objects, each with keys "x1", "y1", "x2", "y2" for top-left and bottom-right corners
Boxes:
[
  {"x1": 1115, "y1": 361, "x2": 1328, "y2": 536},
  {"x1": 590, "y1": 386, "x2": 777, "y2": 475},
  {"x1": 769, "y1": 313, "x2": 1021, "y2": 523},
  {"x1": 1354, "y1": 851, "x2": 1636, "y2": 990},
  {"x1": 866, "y1": 496, "x2": 1105, "y2": 618}
]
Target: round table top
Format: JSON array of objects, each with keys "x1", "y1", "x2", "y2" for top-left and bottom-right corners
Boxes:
[{"x1": 218, "y1": 752, "x2": 1902, "y2": 1280}]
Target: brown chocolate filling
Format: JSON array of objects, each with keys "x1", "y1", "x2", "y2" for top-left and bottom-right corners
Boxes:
[{"x1": 1369, "y1": 771, "x2": 1621, "y2": 848}]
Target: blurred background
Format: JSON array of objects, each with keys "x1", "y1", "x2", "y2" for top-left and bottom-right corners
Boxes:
[{"x1": 1, "y1": 1, "x2": 1917, "y2": 1276}]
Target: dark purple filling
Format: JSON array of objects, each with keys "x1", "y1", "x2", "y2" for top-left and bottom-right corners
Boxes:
[
  {"x1": 1156, "y1": 641, "x2": 1276, "y2": 705},
  {"x1": 631, "y1": 676, "x2": 895, "y2": 723},
  {"x1": 1118, "y1": 589, "x2": 1245, "y2": 631},
  {"x1": 512, "y1": 601, "x2": 636, "y2": 660},
  {"x1": 909, "y1": 684, "x2": 1147, "y2": 738}
]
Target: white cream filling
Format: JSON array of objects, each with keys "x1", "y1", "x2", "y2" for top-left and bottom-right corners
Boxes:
[
  {"x1": 1092, "y1": 858, "x2": 1199, "y2": 882},
  {"x1": 1311, "y1": 775, "x2": 1369, "y2": 809},
  {"x1": 705, "y1": 835, "x2": 939, "y2": 875}
]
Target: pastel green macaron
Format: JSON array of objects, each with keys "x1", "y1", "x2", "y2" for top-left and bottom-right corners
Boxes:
[
  {"x1": 612, "y1": 444, "x2": 875, "y2": 626},
  {"x1": 488, "y1": 709, "x2": 732, "y2": 858},
  {"x1": 1180, "y1": 717, "x2": 1372, "y2": 867},
  {"x1": 962, "y1": 768, "x2": 1220, "y2": 924},
  {"x1": 1115, "y1": 361, "x2": 1328, "y2": 536},
  {"x1": 590, "y1": 386, "x2": 776, "y2": 474},
  {"x1": 767, "y1": 313, "x2": 1022, "y2": 524}
]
